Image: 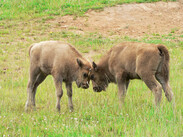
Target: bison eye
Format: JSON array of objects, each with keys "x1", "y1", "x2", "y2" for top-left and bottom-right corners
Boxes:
[
  {"x1": 83, "y1": 73, "x2": 88, "y2": 78},
  {"x1": 90, "y1": 74, "x2": 94, "y2": 80}
]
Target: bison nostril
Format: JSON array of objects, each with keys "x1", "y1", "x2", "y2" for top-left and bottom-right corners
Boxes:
[
  {"x1": 93, "y1": 87, "x2": 97, "y2": 91},
  {"x1": 82, "y1": 84, "x2": 89, "y2": 89},
  {"x1": 99, "y1": 87, "x2": 103, "y2": 92}
]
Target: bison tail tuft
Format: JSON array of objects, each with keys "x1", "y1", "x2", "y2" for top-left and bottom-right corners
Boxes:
[{"x1": 157, "y1": 45, "x2": 170, "y2": 82}]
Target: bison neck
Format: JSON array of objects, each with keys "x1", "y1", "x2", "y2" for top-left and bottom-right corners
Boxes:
[
  {"x1": 62, "y1": 64, "x2": 80, "y2": 83},
  {"x1": 98, "y1": 54, "x2": 116, "y2": 83}
]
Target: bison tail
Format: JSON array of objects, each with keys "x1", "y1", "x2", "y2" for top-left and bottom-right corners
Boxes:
[
  {"x1": 28, "y1": 44, "x2": 34, "y2": 57},
  {"x1": 157, "y1": 45, "x2": 170, "y2": 82}
]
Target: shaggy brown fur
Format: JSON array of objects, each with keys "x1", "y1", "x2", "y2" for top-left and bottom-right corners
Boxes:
[
  {"x1": 91, "y1": 42, "x2": 173, "y2": 106},
  {"x1": 25, "y1": 41, "x2": 92, "y2": 112}
]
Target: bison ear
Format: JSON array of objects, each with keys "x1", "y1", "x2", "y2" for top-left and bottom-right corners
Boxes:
[
  {"x1": 92, "y1": 62, "x2": 98, "y2": 71},
  {"x1": 77, "y1": 58, "x2": 83, "y2": 68}
]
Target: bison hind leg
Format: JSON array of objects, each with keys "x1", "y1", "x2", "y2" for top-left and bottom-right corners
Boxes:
[
  {"x1": 155, "y1": 73, "x2": 174, "y2": 102},
  {"x1": 25, "y1": 66, "x2": 47, "y2": 111},
  {"x1": 140, "y1": 74, "x2": 162, "y2": 106}
]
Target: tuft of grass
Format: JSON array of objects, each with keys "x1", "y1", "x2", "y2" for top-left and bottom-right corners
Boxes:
[{"x1": 170, "y1": 27, "x2": 179, "y2": 33}]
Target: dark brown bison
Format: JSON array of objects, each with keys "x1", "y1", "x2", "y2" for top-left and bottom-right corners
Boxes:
[
  {"x1": 90, "y1": 42, "x2": 173, "y2": 106},
  {"x1": 25, "y1": 41, "x2": 92, "y2": 112}
]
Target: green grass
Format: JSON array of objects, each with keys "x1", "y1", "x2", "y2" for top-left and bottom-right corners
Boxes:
[
  {"x1": 0, "y1": 30, "x2": 182, "y2": 136},
  {"x1": 0, "y1": 0, "x2": 176, "y2": 20},
  {"x1": 0, "y1": 0, "x2": 182, "y2": 136}
]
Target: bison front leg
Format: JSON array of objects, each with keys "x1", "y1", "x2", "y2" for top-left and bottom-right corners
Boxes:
[
  {"x1": 117, "y1": 81, "x2": 128, "y2": 108},
  {"x1": 66, "y1": 82, "x2": 74, "y2": 112},
  {"x1": 53, "y1": 77, "x2": 63, "y2": 112},
  {"x1": 116, "y1": 72, "x2": 129, "y2": 108}
]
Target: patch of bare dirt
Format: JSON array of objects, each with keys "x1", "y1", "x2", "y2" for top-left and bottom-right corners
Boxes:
[{"x1": 48, "y1": 1, "x2": 183, "y2": 38}]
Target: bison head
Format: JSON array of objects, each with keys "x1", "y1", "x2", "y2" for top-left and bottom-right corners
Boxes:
[
  {"x1": 90, "y1": 62, "x2": 109, "y2": 92},
  {"x1": 76, "y1": 58, "x2": 91, "y2": 89}
]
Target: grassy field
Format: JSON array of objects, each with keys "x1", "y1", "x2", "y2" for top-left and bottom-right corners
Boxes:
[
  {"x1": 1, "y1": 0, "x2": 176, "y2": 20},
  {"x1": 0, "y1": 0, "x2": 182, "y2": 136}
]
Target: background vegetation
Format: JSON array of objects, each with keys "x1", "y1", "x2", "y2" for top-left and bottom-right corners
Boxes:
[
  {"x1": 0, "y1": 0, "x2": 182, "y2": 136},
  {"x1": 0, "y1": 0, "x2": 176, "y2": 20}
]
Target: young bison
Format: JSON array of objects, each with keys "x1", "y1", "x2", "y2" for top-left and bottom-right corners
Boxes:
[
  {"x1": 90, "y1": 42, "x2": 173, "y2": 106},
  {"x1": 25, "y1": 41, "x2": 92, "y2": 112}
]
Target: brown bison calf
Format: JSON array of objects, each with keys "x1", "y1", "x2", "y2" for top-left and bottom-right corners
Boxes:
[
  {"x1": 25, "y1": 41, "x2": 92, "y2": 112},
  {"x1": 90, "y1": 42, "x2": 173, "y2": 106}
]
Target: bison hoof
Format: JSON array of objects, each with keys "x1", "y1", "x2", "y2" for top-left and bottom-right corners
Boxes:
[{"x1": 69, "y1": 106, "x2": 74, "y2": 112}]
